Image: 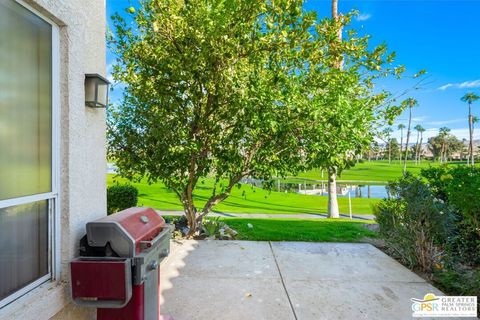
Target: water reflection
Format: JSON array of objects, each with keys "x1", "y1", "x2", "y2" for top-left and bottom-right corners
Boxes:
[{"x1": 242, "y1": 178, "x2": 389, "y2": 199}]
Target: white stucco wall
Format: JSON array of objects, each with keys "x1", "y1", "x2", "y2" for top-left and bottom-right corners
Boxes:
[{"x1": 0, "y1": 0, "x2": 107, "y2": 319}]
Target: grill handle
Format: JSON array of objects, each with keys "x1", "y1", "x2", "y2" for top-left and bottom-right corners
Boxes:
[{"x1": 139, "y1": 224, "x2": 173, "y2": 256}]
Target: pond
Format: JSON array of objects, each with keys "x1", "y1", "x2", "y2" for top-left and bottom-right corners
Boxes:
[{"x1": 242, "y1": 178, "x2": 389, "y2": 199}]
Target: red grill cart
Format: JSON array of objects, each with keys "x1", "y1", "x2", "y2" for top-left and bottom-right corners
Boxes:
[{"x1": 70, "y1": 207, "x2": 172, "y2": 320}]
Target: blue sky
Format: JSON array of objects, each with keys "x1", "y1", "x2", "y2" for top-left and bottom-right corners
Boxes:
[{"x1": 106, "y1": 0, "x2": 480, "y2": 141}]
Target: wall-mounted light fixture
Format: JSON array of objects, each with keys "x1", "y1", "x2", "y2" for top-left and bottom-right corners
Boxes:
[{"x1": 85, "y1": 74, "x2": 110, "y2": 108}]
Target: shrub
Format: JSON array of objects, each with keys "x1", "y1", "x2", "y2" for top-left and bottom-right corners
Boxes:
[
  {"x1": 376, "y1": 167, "x2": 480, "y2": 303},
  {"x1": 434, "y1": 268, "x2": 480, "y2": 311},
  {"x1": 202, "y1": 217, "x2": 238, "y2": 240},
  {"x1": 443, "y1": 167, "x2": 480, "y2": 237},
  {"x1": 107, "y1": 184, "x2": 138, "y2": 215},
  {"x1": 422, "y1": 166, "x2": 480, "y2": 265},
  {"x1": 420, "y1": 166, "x2": 450, "y2": 201},
  {"x1": 374, "y1": 174, "x2": 455, "y2": 272}
]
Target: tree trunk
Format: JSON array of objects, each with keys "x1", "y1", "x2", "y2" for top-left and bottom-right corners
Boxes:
[
  {"x1": 418, "y1": 133, "x2": 423, "y2": 165},
  {"x1": 326, "y1": 0, "x2": 342, "y2": 219},
  {"x1": 327, "y1": 167, "x2": 340, "y2": 218},
  {"x1": 182, "y1": 171, "x2": 243, "y2": 237},
  {"x1": 414, "y1": 131, "x2": 420, "y2": 164},
  {"x1": 182, "y1": 197, "x2": 198, "y2": 237},
  {"x1": 469, "y1": 103, "x2": 474, "y2": 165},
  {"x1": 403, "y1": 108, "x2": 412, "y2": 175},
  {"x1": 399, "y1": 129, "x2": 403, "y2": 162},
  {"x1": 388, "y1": 142, "x2": 392, "y2": 164},
  {"x1": 439, "y1": 143, "x2": 444, "y2": 163},
  {"x1": 332, "y1": 0, "x2": 338, "y2": 18}
]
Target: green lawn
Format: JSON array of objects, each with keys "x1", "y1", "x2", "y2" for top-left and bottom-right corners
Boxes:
[
  {"x1": 108, "y1": 175, "x2": 378, "y2": 215},
  {"x1": 218, "y1": 218, "x2": 377, "y2": 242},
  {"x1": 108, "y1": 160, "x2": 472, "y2": 215},
  {"x1": 293, "y1": 160, "x2": 469, "y2": 183}
]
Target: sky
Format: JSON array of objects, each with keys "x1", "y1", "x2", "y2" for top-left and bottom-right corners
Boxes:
[{"x1": 106, "y1": 0, "x2": 480, "y2": 142}]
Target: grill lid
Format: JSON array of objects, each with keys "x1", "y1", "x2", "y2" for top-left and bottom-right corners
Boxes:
[{"x1": 86, "y1": 207, "x2": 166, "y2": 257}]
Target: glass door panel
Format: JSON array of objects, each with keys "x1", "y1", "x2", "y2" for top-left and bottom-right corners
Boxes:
[
  {"x1": 0, "y1": 201, "x2": 49, "y2": 300},
  {"x1": 0, "y1": 0, "x2": 52, "y2": 200}
]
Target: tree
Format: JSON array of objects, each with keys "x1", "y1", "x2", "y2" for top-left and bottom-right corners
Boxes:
[
  {"x1": 473, "y1": 116, "x2": 479, "y2": 163},
  {"x1": 413, "y1": 124, "x2": 424, "y2": 164},
  {"x1": 461, "y1": 93, "x2": 479, "y2": 165},
  {"x1": 416, "y1": 125, "x2": 426, "y2": 164},
  {"x1": 108, "y1": 0, "x2": 312, "y2": 235},
  {"x1": 402, "y1": 98, "x2": 418, "y2": 174},
  {"x1": 439, "y1": 127, "x2": 451, "y2": 163},
  {"x1": 381, "y1": 127, "x2": 394, "y2": 163},
  {"x1": 445, "y1": 135, "x2": 464, "y2": 161},
  {"x1": 428, "y1": 127, "x2": 462, "y2": 163},
  {"x1": 326, "y1": 0, "x2": 342, "y2": 219},
  {"x1": 413, "y1": 124, "x2": 420, "y2": 164},
  {"x1": 302, "y1": 4, "x2": 402, "y2": 218},
  {"x1": 386, "y1": 138, "x2": 400, "y2": 160},
  {"x1": 398, "y1": 123, "x2": 405, "y2": 162},
  {"x1": 428, "y1": 136, "x2": 442, "y2": 161},
  {"x1": 460, "y1": 138, "x2": 468, "y2": 162}
]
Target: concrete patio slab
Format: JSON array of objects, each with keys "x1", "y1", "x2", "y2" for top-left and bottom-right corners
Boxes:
[
  {"x1": 160, "y1": 277, "x2": 294, "y2": 320},
  {"x1": 284, "y1": 279, "x2": 445, "y2": 320},
  {"x1": 270, "y1": 242, "x2": 425, "y2": 282},
  {"x1": 161, "y1": 240, "x2": 279, "y2": 279},
  {"x1": 159, "y1": 240, "x2": 461, "y2": 320}
]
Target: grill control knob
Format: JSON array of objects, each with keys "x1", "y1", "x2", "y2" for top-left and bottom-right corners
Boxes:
[{"x1": 149, "y1": 261, "x2": 159, "y2": 270}]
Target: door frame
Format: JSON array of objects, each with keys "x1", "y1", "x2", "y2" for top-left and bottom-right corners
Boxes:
[{"x1": 0, "y1": 0, "x2": 60, "y2": 309}]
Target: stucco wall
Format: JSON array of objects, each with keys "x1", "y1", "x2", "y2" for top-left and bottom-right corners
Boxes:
[{"x1": 0, "y1": 0, "x2": 107, "y2": 319}]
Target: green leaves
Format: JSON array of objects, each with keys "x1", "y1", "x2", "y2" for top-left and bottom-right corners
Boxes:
[
  {"x1": 402, "y1": 97, "x2": 419, "y2": 109},
  {"x1": 413, "y1": 69, "x2": 427, "y2": 78},
  {"x1": 461, "y1": 92, "x2": 480, "y2": 104},
  {"x1": 108, "y1": 0, "x2": 311, "y2": 223},
  {"x1": 108, "y1": 0, "x2": 408, "y2": 230},
  {"x1": 299, "y1": 9, "x2": 405, "y2": 173}
]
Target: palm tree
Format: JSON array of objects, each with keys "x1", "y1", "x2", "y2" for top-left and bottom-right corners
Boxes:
[
  {"x1": 473, "y1": 116, "x2": 479, "y2": 162},
  {"x1": 417, "y1": 125, "x2": 426, "y2": 164},
  {"x1": 398, "y1": 124, "x2": 405, "y2": 162},
  {"x1": 461, "y1": 93, "x2": 479, "y2": 165},
  {"x1": 414, "y1": 124, "x2": 422, "y2": 164},
  {"x1": 402, "y1": 98, "x2": 418, "y2": 174},
  {"x1": 439, "y1": 127, "x2": 451, "y2": 163}
]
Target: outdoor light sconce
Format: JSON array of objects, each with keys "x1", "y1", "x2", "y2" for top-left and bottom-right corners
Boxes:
[{"x1": 85, "y1": 73, "x2": 110, "y2": 108}]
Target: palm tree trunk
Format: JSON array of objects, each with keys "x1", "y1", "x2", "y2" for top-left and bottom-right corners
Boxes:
[
  {"x1": 403, "y1": 108, "x2": 412, "y2": 175},
  {"x1": 418, "y1": 133, "x2": 423, "y2": 165},
  {"x1": 399, "y1": 129, "x2": 403, "y2": 162},
  {"x1": 415, "y1": 131, "x2": 420, "y2": 164},
  {"x1": 469, "y1": 103, "x2": 474, "y2": 165},
  {"x1": 332, "y1": 0, "x2": 338, "y2": 18}
]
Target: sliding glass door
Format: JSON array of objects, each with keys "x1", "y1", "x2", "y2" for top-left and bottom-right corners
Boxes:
[{"x1": 0, "y1": 0, "x2": 57, "y2": 307}]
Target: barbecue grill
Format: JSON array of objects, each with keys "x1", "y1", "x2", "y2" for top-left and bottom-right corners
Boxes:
[{"x1": 70, "y1": 207, "x2": 172, "y2": 320}]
